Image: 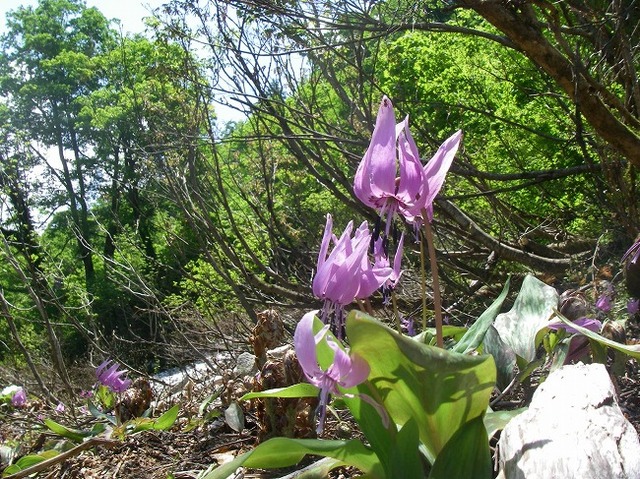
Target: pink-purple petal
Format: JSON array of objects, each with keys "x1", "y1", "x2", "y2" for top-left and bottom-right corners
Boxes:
[
  {"x1": 414, "y1": 129, "x2": 463, "y2": 222},
  {"x1": 294, "y1": 310, "x2": 324, "y2": 384},
  {"x1": 338, "y1": 352, "x2": 370, "y2": 389},
  {"x1": 548, "y1": 317, "x2": 602, "y2": 335},
  {"x1": 317, "y1": 214, "x2": 333, "y2": 270},
  {"x1": 396, "y1": 118, "x2": 426, "y2": 211},
  {"x1": 366, "y1": 98, "x2": 398, "y2": 199}
]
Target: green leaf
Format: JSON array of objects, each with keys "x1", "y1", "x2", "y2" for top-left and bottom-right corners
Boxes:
[
  {"x1": 483, "y1": 408, "x2": 527, "y2": 439},
  {"x1": 294, "y1": 457, "x2": 345, "y2": 478},
  {"x1": 126, "y1": 418, "x2": 155, "y2": 433},
  {"x1": 415, "y1": 325, "x2": 468, "y2": 346},
  {"x1": 153, "y1": 404, "x2": 180, "y2": 431},
  {"x1": 198, "y1": 390, "x2": 222, "y2": 416},
  {"x1": 346, "y1": 311, "x2": 496, "y2": 464},
  {"x1": 556, "y1": 314, "x2": 640, "y2": 359},
  {"x1": 43, "y1": 418, "x2": 90, "y2": 443},
  {"x1": 493, "y1": 274, "x2": 558, "y2": 363},
  {"x1": 428, "y1": 415, "x2": 492, "y2": 479},
  {"x1": 197, "y1": 438, "x2": 383, "y2": 479},
  {"x1": 88, "y1": 400, "x2": 117, "y2": 425},
  {"x1": 482, "y1": 325, "x2": 516, "y2": 390},
  {"x1": 454, "y1": 278, "x2": 510, "y2": 354},
  {"x1": 342, "y1": 389, "x2": 393, "y2": 475},
  {"x1": 2, "y1": 450, "x2": 59, "y2": 476},
  {"x1": 224, "y1": 402, "x2": 244, "y2": 433},
  {"x1": 240, "y1": 383, "x2": 320, "y2": 401},
  {"x1": 95, "y1": 384, "x2": 116, "y2": 411},
  {"x1": 388, "y1": 419, "x2": 424, "y2": 478}
]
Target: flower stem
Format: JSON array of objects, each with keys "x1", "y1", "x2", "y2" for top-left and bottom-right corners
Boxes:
[
  {"x1": 420, "y1": 232, "x2": 428, "y2": 331},
  {"x1": 363, "y1": 298, "x2": 374, "y2": 315},
  {"x1": 391, "y1": 290, "x2": 402, "y2": 334},
  {"x1": 422, "y1": 212, "x2": 444, "y2": 348}
]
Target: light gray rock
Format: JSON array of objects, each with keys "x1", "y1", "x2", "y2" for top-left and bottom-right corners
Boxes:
[{"x1": 498, "y1": 363, "x2": 640, "y2": 479}]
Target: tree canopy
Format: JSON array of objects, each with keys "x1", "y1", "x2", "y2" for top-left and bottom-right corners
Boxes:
[{"x1": 0, "y1": 0, "x2": 638, "y2": 381}]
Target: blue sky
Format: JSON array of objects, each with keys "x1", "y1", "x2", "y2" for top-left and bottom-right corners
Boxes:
[{"x1": 0, "y1": 0, "x2": 166, "y2": 36}]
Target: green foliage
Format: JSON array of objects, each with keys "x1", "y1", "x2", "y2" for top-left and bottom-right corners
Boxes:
[
  {"x1": 216, "y1": 309, "x2": 499, "y2": 479},
  {"x1": 347, "y1": 311, "x2": 495, "y2": 466},
  {"x1": 198, "y1": 438, "x2": 383, "y2": 479},
  {"x1": 493, "y1": 275, "x2": 559, "y2": 367},
  {"x1": 377, "y1": 18, "x2": 600, "y2": 236},
  {"x1": 427, "y1": 415, "x2": 491, "y2": 479},
  {"x1": 2, "y1": 449, "x2": 59, "y2": 477},
  {"x1": 177, "y1": 257, "x2": 240, "y2": 311}
]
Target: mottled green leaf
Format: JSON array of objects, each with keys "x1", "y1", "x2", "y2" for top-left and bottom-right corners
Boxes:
[{"x1": 346, "y1": 311, "x2": 496, "y2": 464}]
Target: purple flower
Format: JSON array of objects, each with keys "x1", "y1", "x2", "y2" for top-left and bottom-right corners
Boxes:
[
  {"x1": 55, "y1": 402, "x2": 65, "y2": 413},
  {"x1": 406, "y1": 129, "x2": 463, "y2": 225},
  {"x1": 11, "y1": 387, "x2": 26, "y2": 407},
  {"x1": 79, "y1": 389, "x2": 94, "y2": 399},
  {"x1": 628, "y1": 299, "x2": 640, "y2": 315},
  {"x1": 96, "y1": 359, "x2": 132, "y2": 393},
  {"x1": 548, "y1": 317, "x2": 602, "y2": 335},
  {"x1": 373, "y1": 233, "x2": 404, "y2": 287},
  {"x1": 313, "y1": 214, "x2": 392, "y2": 334},
  {"x1": 401, "y1": 316, "x2": 416, "y2": 336},
  {"x1": 595, "y1": 293, "x2": 612, "y2": 313},
  {"x1": 373, "y1": 233, "x2": 404, "y2": 302},
  {"x1": 294, "y1": 311, "x2": 388, "y2": 434},
  {"x1": 622, "y1": 239, "x2": 640, "y2": 266},
  {"x1": 354, "y1": 97, "x2": 426, "y2": 231},
  {"x1": 548, "y1": 317, "x2": 602, "y2": 363},
  {"x1": 353, "y1": 96, "x2": 463, "y2": 229}
]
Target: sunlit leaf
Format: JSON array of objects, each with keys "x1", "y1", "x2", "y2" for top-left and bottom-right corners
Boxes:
[
  {"x1": 484, "y1": 407, "x2": 527, "y2": 439},
  {"x1": 346, "y1": 311, "x2": 496, "y2": 464},
  {"x1": 2, "y1": 449, "x2": 59, "y2": 476},
  {"x1": 454, "y1": 278, "x2": 510, "y2": 354},
  {"x1": 197, "y1": 437, "x2": 383, "y2": 479},
  {"x1": 428, "y1": 415, "x2": 492, "y2": 479},
  {"x1": 240, "y1": 383, "x2": 319, "y2": 401},
  {"x1": 198, "y1": 390, "x2": 222, "y2": 417},
  {"x1": 493, "y1": 274, "x2": 558, "y2": 363},
  {"x1": 43, "y1": 418, "x2": 90, "y2": 443},
  {"x1": 153, "y1": 404, "x2": 180, "y2": 431},
  {"x1": 388, "y1": 419, "x2": 424, "y2": 478}
]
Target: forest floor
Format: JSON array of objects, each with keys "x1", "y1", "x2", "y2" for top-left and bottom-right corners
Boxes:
[
  {"x1": 2, "y1": 312, "x2": 640, "y2": 478},
  {"x1": 1, "y1": 350, "x2": 640, "y2": 479}
]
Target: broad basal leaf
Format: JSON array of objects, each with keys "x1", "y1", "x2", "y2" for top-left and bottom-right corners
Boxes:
[
  {"x1": 428, "y1": 415, "x2": 492, "y2": 479},
  {"x1": 240, "y1": 383, "x2": 319, "y2": 401},
  {"x1": 197, "y1": 437, "x2": 383, "y2": 479},
  {"x1": 346, "y1": 311, "x2": 496, "y2": 464},
  {"x1": 43, "y1": 419, "x2": 91, "y2": 443},
  {"x1": 453, "y1": 278, "x2": 510, "y2": 354},
  {"x1": 493, "y1": 274, "x2": 558, "y2": 364}
]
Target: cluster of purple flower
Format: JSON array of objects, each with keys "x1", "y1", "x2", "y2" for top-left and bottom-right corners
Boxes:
[
  {"x1": 296, "y1": 96, "x2": 462, "y2": 433},
  {"x1": 311, "y1": 97, "x2": 461, "y2": 336},
  {"x1": 11, "y1": 387, "x2": 26, "y2": 407},
  {"x1": 96, "y1": 359, "x2": 131, "y2": 393}
]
